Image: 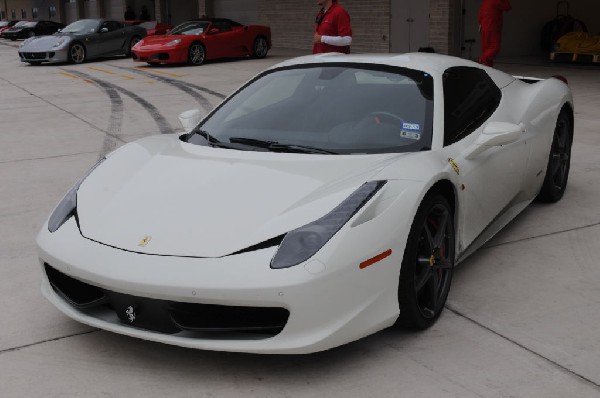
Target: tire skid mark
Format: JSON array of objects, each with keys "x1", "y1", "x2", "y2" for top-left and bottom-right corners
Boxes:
[
  {"x1": 65, "y1": 69, "x2": 172, "y2": 135},
  {"x1": 0, "y1": 75, "x2": 124, "y2": 145},
  {"x1": 108, "y1": 64, "x2": 217, "y2": 112},
  {"x1": 60, "y1": 68, "x2": 124, "y2": 158},
  {"x1": 110, "y1": 64, "x2": 227, "y2": 106}
]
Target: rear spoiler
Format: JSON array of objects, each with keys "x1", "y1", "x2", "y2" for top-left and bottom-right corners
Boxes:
[{"x1": 514, "y1": 75, "x2": 568, "y2": 85}]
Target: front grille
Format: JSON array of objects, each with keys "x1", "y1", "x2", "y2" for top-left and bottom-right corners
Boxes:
[
  {"x1": 150, "y1": 53, "x2": 170, "y2": 61},
  {"x1": 20, "y1": 52, "x2": 48, "y2": 60},
  {"x1": 44, "y1": 263, "x2": 289, "y2": 339}
]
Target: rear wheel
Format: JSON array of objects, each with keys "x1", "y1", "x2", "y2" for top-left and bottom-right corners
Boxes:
[
  {"x1": 252, "y1": 36, "x2": 268, "y2": 58},
  {"x1": 536, "y1": 110, "x2": 572, "y2": 203},
  {"x1": 397, "y1": 194, "x2": 454, "y2": 330},
  {"x1": 187, "y1": 42, "x2": 205, "y2": 65},
  {"x1": 69, "y1": 42, "x2": 86, "y2": 64}
]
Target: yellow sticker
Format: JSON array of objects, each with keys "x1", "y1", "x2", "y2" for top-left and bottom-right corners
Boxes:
[
  {"x1": 138, "y1": 236, "x2": 152, "y2": 247},
  {"x1": 448, "y1": 158, "x2": 460, "y2": 175}
]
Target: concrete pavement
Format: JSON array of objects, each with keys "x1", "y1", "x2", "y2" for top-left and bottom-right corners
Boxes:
[{"x1": 1, "y1": 42, "x2": 599, "y2": 397}]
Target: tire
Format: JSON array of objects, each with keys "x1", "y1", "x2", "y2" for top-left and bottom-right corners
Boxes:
[
  {"x1": 69, "y1": 42, "x2": 86, "y2": 64},
  {"x1": 252, "y1": 36, "x2": 268, "y2": 58},
  {"x1": 127, "y1": 35, "x2": 141, "y2": 56},
  {"x1": 536, "y1": 110, "x2": 572, "y2": 203},
  {"x1": 187, "y1": 42, "x2": 205, "y2": 65},
  {"x1": 397, "y1": 194, "x2": 455, "y2": 330}
]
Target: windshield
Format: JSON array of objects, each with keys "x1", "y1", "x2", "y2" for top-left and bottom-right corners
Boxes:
[
  {"x1": 22, "y1": 21, "x2": 37, "y2": 28},
  {"x1": 0, "y1": 22, "x2": 9, "y2": 27},
  {"x1": 169, "y1": 21, "x2": 209, "y2": 35},
  {"x1": 61, "y1": 19, "x2": 99, "y2": 33},
  {"x1": 14, "y1": 21, "x2": 28, "y2": 27},
  {"x1": 138, "y1": 21, "x2": 157, "y2": 29},
  {"x1": 187, "y1": 64, "x2": 434, "y2": 154}
]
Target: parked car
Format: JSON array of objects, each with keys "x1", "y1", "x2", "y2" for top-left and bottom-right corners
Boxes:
[
  {"x1": 0, "y1": 20, "x2": 29, "y2": 36},
  {"x1": 1, "y1": 20, "x2": 64, "y2": 40},
  {"x1": 18, "y1": 19, "x2": 146, "y2": 64},
  {"x1": 37, "y1": 53, "x2": 573, "y2": 354},
  {"x1": 131, "y1": 18, "x2": 271, "y2": 65},
  {"x1": 0, "y1": 20, "x2": 19, "y2": 34},
  {"x1": 550, "y1": 31, "x2": 600, "y2": 63},
  {"x1": 126, "y1": 20, "x2": 171, "y2": 35}
]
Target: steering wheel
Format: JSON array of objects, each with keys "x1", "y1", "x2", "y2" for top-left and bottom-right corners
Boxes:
[{"x1": 369, "y1": 111, "x2": 404, "y2": 124}]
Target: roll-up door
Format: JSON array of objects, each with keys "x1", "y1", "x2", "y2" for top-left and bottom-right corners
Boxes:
[{"x1": 212, "y1": 0, "x2": 258, "y2": 25}]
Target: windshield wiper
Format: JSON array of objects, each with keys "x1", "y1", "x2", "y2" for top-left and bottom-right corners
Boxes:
[
  {"x1": 229, "y1": 137, "x2": 338, "y2": 155},
  {"x1": 194, "y1": 129, "x2": 220, "y2": 144},
  {"x1": 268, "y1": 143, "x2": 338, "y2": 154}
]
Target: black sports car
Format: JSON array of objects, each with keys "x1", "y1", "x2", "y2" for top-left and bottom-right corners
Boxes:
[{"x1": 1, "y1": 20, "x2": 64, "y2": 40}]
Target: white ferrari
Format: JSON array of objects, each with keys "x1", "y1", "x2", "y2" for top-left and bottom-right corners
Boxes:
[{"x1": 37, "y1": 53, "x2": 573, "y2": 354}]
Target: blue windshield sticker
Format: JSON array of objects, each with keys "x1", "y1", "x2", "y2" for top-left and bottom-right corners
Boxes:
[
  {"x1": 400, "y1": 131, "x2": 421, "y2": 140},
  {"x1": 402, "y1": 122, "x2": 421, "y2": 131}
]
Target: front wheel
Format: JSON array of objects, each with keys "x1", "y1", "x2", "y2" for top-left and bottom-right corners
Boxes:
[
  {"x1": 127, "y1": 35, "x2": 141, "y2": 56},
  {"x1": 69, "y1": 42, "x2": 86, "y2": 64},
  {"x1": 536, "y1": 110, "x2": 572, "y2": 203},
  {"x1": 187, "y1": 42, "x2": 205, "y2": 65},
  {"x1": 252, "y1": 36, "x2": 268, "y2": 58},
  {"x1": 397, "y1": 194, "x2": 455, "y2": 330}
]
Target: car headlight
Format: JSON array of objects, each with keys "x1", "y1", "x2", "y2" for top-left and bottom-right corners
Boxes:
[
  {"x1": 270, "y1": 181, "x2": 386, "y2": 269},
  {"x1": 166, "y1": 38, "x2": 182, "y2": 46},
  {"x1": 21, "y1": 37, "x2": 34, "y2": 46},
  {"x1": 50, "y1": 37, "x2": 68, "y2": 49},
  {"x1": 48, "y1": 157, "x2": 105, "y2": 233}
]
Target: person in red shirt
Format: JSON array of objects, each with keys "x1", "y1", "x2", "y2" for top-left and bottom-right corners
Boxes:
[
  {"x1": 313, "y1": 0, "x2": 353, "y2": 54},
  {"x1": 478, "y1": 0, "x2": 512, "y2": 67}
]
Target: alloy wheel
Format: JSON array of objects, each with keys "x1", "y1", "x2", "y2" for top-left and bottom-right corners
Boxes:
[{"x1": 413, "y1": 203, "x2": 453, "y2": 319}]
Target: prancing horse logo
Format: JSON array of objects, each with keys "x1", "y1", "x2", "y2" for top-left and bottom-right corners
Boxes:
[
  {"x1": 138, "y1": 236, "x2": 152, "y2": 247},
  {"x1": 125, "y1": 306, "x2": 136, "y2": 323}
]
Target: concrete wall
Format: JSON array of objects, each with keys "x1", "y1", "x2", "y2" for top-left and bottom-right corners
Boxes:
[{"x1": 253, "y1": 0, "x2": 390, "y2": 53}]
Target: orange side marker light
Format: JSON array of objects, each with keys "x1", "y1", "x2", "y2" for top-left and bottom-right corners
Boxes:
[{"x1": 360, "y1": 249, "x2": 392, "y2": 269}]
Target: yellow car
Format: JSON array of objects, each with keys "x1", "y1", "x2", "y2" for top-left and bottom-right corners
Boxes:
[{"x1": 551, "y1": 32, "x2": 600, "y2": 62}]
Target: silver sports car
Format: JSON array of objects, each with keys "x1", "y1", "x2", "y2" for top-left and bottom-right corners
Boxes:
[{"x1": 18, "y1": 19, "x2": 146, "y2": 65}]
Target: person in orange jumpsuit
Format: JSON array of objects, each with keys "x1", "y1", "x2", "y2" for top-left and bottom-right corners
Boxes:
[{"x1": 478, "y1": 0, "x2": 512, "y2": 67}]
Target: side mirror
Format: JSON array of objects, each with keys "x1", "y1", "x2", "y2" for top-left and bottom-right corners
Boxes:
[
  {"x1": 99, "y1": 27, "x2": 109, "y2": 33},
  {"x1": 208, "y1": 27, "x2": 220, "y2": 34},
  {"x1": 178, "y1": 109, "x2": 203, "y2": 132},
  {"x1": 463, "y1": 122, "x2": 522, "y2": 160}
]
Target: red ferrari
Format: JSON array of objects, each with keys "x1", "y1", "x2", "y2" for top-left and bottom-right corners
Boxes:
[{"x1": 131, "y1": 18, "x2": 271, "y2": 65}]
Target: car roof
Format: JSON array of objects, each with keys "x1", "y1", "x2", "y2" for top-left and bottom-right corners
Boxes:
[{"x1": 271, "y1": 53, "x2": 516, "y2": 88}]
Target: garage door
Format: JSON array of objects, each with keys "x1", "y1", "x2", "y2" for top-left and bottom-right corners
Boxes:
[
  {"x1": 462, "y1": 0, "x2": 600, "y2": 58},
  {"x1": 213, "y1": 0, "x2": 259, "y2": 25}
]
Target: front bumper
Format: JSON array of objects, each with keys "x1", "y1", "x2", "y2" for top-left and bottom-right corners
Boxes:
[
  {"x1": 132, "y1": 47, "x2": 187, "y2": 64},
  {"x1": 18, "y1": 48, "x2": 69, "y2": 63},
  {"x1": 37, "y1": 214, "x2": 407, "y2": 354}
]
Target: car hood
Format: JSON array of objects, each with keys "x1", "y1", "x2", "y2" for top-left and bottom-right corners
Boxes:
[
  {"x1": 76, "y1": 136, "x2": 409, "y2": 257},
  {"x1": 139, "y1": 35, "x2": 191, "y2": 46},
  {"x1": 20, "y1": 34, "x2": 71, "y2": 50}
]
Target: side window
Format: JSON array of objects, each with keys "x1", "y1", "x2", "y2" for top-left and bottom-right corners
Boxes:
[
  {"x1": 442, "y1": 66, "x2": 501, "y2": 146},
  {"x1": 213, "y1": 21, "x2": 232, "y2": 32},
  {"x1": 108, "y1": 21, "x2": 123, "y2": 31}
]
